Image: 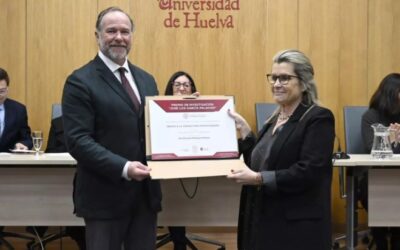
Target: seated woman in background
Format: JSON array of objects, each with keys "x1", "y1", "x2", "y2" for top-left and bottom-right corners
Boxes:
[
  {"x1": 228, "y1": 49, "x2": 335, "y2": 250},
  {"x1": 361, "y1": 73, "x2": 400, "y2": 250}
]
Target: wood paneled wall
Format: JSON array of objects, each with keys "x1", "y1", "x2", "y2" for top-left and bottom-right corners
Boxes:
[{"x1": 1, "y1": 0, "x2": 400, "y2": 227}]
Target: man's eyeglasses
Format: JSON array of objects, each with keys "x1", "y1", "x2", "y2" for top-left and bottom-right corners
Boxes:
[
  {"x1": 173, "y1": 82, "x2": 191, "y2": 88},
  {"x1": 266, "y1": 74, "x2": 299, "y2": 85}
]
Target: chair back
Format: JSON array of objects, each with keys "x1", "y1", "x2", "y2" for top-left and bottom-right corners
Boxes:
[
  {"x1": 255, "y1": 103, "x2": 277, "y2": 132},
  {"x1": 51, "y1": 104, "x2": 62, "y2": 120},
  {"x1": 343, "y1": 106, "x2": 368, "y2": 154}
]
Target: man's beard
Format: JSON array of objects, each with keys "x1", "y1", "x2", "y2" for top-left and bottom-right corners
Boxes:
[
  {"x1": 99, "y1": 39, "x2": 130, "y2": 64},
  {"x1": 107, "y1": 46, "x2": 129, "y2": 62}
]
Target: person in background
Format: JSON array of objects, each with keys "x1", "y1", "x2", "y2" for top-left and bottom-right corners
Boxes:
[
  {"x1": 62, "y1": 7, "x2": 161, "y2": 250},
  {"x1": 228, "y1": 49, "x2": 335, "y2": 250},
  {"x1": 361, "y1": 73, "x2": 400, "y2": 250},
  {"x1": 46, "y1": 116, "x2": 66, "y2": 152},
  {"x1": 164, "y1": 71, "x2": 197, "y2": 250},
  {"x1": 0, "y1": 67, "x2": 32, "y2": 152}
]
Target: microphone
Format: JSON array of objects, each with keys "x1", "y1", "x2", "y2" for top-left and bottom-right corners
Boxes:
[{"x1": 332, "y1": 135, "x2": 350, "y2": 159}]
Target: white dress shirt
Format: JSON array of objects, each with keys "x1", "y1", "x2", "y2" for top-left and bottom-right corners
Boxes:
[{"x1": 98, "y1": 51, "x2": 141, "y2": 103}]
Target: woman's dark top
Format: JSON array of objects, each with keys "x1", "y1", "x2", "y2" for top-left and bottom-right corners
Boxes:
[{"x1": 237, "y1": 104, "x2": 335, "y2": 250}]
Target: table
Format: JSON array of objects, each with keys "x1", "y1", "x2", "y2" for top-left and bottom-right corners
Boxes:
[
  {"x1": 0, "y1": 153, "x2": 241, "y2": 226},
  {"x1": 334, "y1": 154, "x2": 400, "y2": 250},
  {"x1": 0, "y1": 152, "x2": 76, "y2": 166},
  {"x1": 0, "y1": 153, "x2": 82, "y2": 226},
  {"x1": 369, "y1": 169, "x2": 400, "y2": 226}
]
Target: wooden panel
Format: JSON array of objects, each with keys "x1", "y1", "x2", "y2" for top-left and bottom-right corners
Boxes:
[
  {"x1": 339, "y1": 0, "x2": 369, "y2": 106},
  {"x1": 368, "y1": 0, "x2": 400, "y2": 97},
  {"x1": 264, "y1": 0, "x2": 299, "y2": 108},
  {"x1": 369, "y1": 169, "x2": 400, "y2": 226},
  {"x1": 130, "y1": 1, "x2": 270, "y2": 130},
  {"x1": 98, "y1": 0, "x2": 129, "y2": 11},
  {"x1": 298, "y1": 0, "x2": 343, "y2": 225},
  {"x1": 159, "y1": 177, "x2": 241, "y2": 226},
  {"x1": 265, "y1": 0, "x2": 298, "y2": 57},
  {"x1": 338, "y1": 0, "x2": 369, "y2": 161},
  {"x1": 337, "y1": 0, "x2": 369, "y2": 226},
  {"x1": 299, "y1": 0, "x2": 340, "y2": 111},
  {"x1": 0, "y1": 166, "x2": 238, "y2": 227},
  {"x1": 0, "y1": 0, "x2": 26, "y2": 103},
  {"x1": 26, "y1": 0, "x2": 97, "y2": 145},
  {"x1": 0, "y1": 168, "x2": 83, "y2": 226}
]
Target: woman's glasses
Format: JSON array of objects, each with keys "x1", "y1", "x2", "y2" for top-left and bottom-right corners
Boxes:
[
  {"x1": 173, "y1": 82, "x2": 191, "y2": 88},
  {"x1": 266, "y1": 74, "x2": 299, "y2": 85}
]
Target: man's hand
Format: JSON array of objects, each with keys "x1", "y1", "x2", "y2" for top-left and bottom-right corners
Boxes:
[
  {"x1": 14, "y1": 143, "x2": 28, "y2": 150},
  {"x1": 127, "y1": 161, "x2": 151, "y2": 181}
]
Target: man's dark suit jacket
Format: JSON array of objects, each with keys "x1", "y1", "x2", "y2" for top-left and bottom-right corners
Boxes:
[
  {"x1": 62, "y1": 55, "x2": 161, "y2": 219},
  {"x1": 0, "y1": 98, "x2": 32, "y2": 152}
]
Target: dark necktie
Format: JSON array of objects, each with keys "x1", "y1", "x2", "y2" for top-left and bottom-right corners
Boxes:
[{"x1": 118, "y1": 67, "x2": 140, "y2": 111}]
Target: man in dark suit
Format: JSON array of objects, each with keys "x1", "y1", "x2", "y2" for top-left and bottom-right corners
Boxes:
[
  {"x1": 62, "y1": 7, "x2": 161, "y2": 250},
  {"x1": 0, "y1": 67, "x2": 32, "y2": 152}
]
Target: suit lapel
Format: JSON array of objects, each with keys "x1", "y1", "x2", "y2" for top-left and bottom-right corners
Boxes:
[
  {"x1": 3, "y1": 100, "x2": 15, "y2": 137},
  {"x1": 267, "y1": 104, "x2": 310, "y2": 169},
  {"x1": 257, "y1": 118, "x2": 274, "y2": 143},
  {"x1": 93, "y1": 56, "x2": 138, "y2": 114}
]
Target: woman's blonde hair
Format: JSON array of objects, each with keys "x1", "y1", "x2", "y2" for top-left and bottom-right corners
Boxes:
[{"x1": 273, "y1": 49, "x2": 319, "y2": 106}]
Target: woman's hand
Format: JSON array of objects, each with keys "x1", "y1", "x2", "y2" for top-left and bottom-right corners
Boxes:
[
  {"x1": 228, "y1": 109, "x2": 251, "y2": 139},
  {"x1": 227, "y1": 167, "x2": 262, "y2": 185},
  {"x1": 390, "y1": 123, "x2": 400, "y2": 144}
]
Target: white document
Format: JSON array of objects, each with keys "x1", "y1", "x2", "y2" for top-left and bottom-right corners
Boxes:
[{"x1": 148, "y1": 97, "x2": 238, "y2": 160}]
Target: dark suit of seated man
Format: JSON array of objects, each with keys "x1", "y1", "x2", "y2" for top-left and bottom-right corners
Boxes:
[
  {"x1": 27, "y1": 116, "x2": 86, "y2": 249},
  {"x1": 0, "y1": 68, "x2": 32, "y2": 152}
]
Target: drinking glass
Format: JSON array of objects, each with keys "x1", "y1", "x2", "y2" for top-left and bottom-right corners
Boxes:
[{"x1": 32, "y1": 130, "x2": 43, "y2": 155}]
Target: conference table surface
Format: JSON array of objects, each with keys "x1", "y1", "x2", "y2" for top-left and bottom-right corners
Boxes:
[
  {"x1": 0, "y1": 152, "x2": 241, "y2": 227},
  {"x1": 0, "y1": 152, "x2": 76, "y2": 165},
  {"x1": 5, "y1": 152, "x2": 398, "y2": 247},
  {"x1": 333, "y1": 153, "x2": 400, "y2": 166},
  {"x1": 333, "y1": 154, "x2": 400, "y2": 250}
]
